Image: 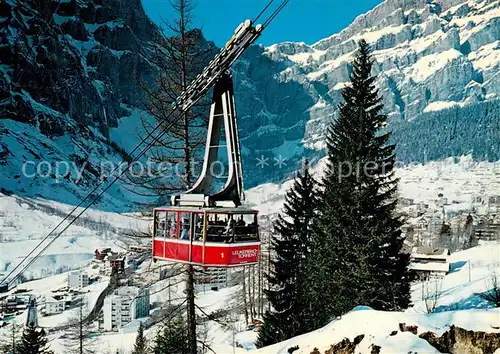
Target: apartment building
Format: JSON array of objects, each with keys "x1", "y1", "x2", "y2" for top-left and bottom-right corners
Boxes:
[
  {"x1": 194, "y1": 267, "x2": 228, "y2": 292},
  {"x1": 68, "y1": 271, "x2": 89, "y2": 289},
  {"x1": 103, "y1": 286, "x2": 150, "y2": 331}
]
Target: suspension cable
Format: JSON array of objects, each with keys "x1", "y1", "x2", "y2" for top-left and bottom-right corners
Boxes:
[
  {"x1": 253, "y1": 0, "x2": 275, "y2": 23},
  {"x1": 262, "y1": 0, "x2": 290, "y2": 29}
]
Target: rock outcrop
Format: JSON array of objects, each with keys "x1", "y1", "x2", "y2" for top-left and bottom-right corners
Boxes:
[
  {"x1": 233, "y1": 0, "x2": 500, "y2": 186},
  {"x1": 419, "y1": 325, "x2": 500, "y2": 354},
  {"x1": 0, "y1": 0, "x2": 162, "y2": 208}
]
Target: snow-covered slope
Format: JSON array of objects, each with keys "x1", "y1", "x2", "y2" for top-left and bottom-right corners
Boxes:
[
  {"x1": 255, "y1": 307, "x2": 500, "y2": 353},
  {"x1": 0, "y1": 191, "x2": 149, "y2": 280}
]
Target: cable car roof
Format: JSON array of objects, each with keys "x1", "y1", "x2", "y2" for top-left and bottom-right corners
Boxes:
[{"x1": 153, "y1": 206, "x2": 258, "y2": 214}]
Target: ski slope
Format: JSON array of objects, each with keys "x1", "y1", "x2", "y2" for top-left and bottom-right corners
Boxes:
[{"x1": 0, "y1": 192, "x2": 149, "y2": 281}]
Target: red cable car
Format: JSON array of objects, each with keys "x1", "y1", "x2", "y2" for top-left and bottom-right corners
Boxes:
[
  {"x1": 152, "y1": 207, "x2": 260, "y2": 267},
  {"x1": 151, "y1": 21, "x2": 266, "y2": 268}
]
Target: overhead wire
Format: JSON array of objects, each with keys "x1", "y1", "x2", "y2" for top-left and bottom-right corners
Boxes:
[
  {"x1": 262, "y1": 0, "x2": 290, "y2": 29},
  {"x1": 253, "y1": 0, "x2": 275, "y2": 23},
  {"x1": 4, "y1": 117, "x2": 176, "y2": 286}
]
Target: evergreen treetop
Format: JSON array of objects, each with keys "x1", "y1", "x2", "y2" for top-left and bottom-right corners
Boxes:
[
  {"x1": 152, "y1": 316, "x2": 190, "y2": 354},
  {"x1": 306, "y1": 39, "x2": 413, "y2": 325},
  {"x1": 132, "y1": 321, "x2": 148, "y2": 354},
  {"x1": 17, "y1": 325, "x2": 53, "y2": 354}
]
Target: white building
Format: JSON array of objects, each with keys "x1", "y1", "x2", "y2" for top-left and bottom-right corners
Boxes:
[
  {"x1": 103, "y1": 286, "x2": 150, "y2": 331},
  {"x1": 409, "y1": 246, "x2": 450, "y2": 279},
  {"x1": 45, "y1": 297, "x2": 65, "y2": 315},
  {"x1": 68, "y1": 271, "x2": 89, "y2": 289},
  {"x1": 195, "y1": 267, "x2": 228, "y2": 292}
]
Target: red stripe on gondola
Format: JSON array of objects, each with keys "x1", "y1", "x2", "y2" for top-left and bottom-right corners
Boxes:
[{"x1": 153, "y1": 239, "x2": 260, "y2": 267}]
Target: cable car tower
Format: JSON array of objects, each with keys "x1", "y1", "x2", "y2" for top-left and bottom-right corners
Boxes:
[{"x1": 152, "y1": 2, "x2": 288, "y2": 267}]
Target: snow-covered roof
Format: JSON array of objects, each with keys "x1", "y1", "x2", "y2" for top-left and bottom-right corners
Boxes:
[
  {"x1": 45, "y1": 297, "x2": 65, "y2": 304},
  {"x1": 409, "y1": 261, "x2": 450, "y2": 273},
  {"x1": 411, "y1": 246, "x2": 450, "y2": 259}
]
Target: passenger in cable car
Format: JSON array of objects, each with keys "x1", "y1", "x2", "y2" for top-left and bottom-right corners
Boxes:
[
  {"x1": 194, "y1": 218, "x2": 203, "y2": 241},
  {"x1": 159, "y1": 220, "x2": 166, "y2": 234},
  {"x1": 224, "y1": 217, "x2": 236, "y2": 243},
  {"x1": 180, "y1": 218, "x2": 190, "y2": 240},
  {"x1": 169, "y1": 223, "x2": 177, "y2": 238},
  {"x1": 236, "y1": 216, "x2": 245, "y2": 227}
]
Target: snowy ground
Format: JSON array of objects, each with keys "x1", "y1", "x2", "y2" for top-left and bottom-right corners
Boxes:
[
  {"x1": 254, "y1": 307, "x2": 500, "y2": 354},
  {"x1": 0, "y1": 192, "x2": 149, "y2": 281},
  {"x1": 0, "y1": 156, "x2": 499, "y2": 352},
  {"x1": 409, "y1": 242, "x2": 500, "y2": 314}
]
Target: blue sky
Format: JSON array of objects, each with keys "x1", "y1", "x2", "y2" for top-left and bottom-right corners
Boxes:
[{"x1": 142, "y1": 0, "x2": 382, "y2": 47}]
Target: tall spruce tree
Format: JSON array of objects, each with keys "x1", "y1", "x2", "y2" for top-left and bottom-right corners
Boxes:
[
  {"x1": 132, "y1": 322, "x2": 148, "y2": 354},
  {"x1": 306, "y1": 39, "x2": 413, "y2": 325},
  {"x1": 256, "y1": 161, "x2": 319, "y2": 348},
  {"x1": 17, "y1": 325, "x2": 53, "y2": 354}
]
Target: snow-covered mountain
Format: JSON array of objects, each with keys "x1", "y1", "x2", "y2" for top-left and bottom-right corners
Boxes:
[
  {"x1": 0, "y1": 0, "x2": 163, "y2": 210},
  {"x1": 1, "y1": 0, "x2": 499, "y2": 204},
  {"x1": 237, "y1": 0, "x2": 499, "y2": 186}
]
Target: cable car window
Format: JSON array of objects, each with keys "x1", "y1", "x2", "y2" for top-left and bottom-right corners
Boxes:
[
  {"x1": 234, "y1": 213, "x2": 258, "y2": 242},
  {"x1": 193, "y1": 213, "x2": 205, "y2": 241},
  {"x1": 166, "y1": 212, "x2": 177, "y2": 238},
  {"x1": 179, "y1": 213, "x2": 191, "y2": 240},
  {"x1": 156, "y1": 211, "x2": 167, "y2": 238},
  {"x1": 206, "y1": 213, "x2": 229, "y2": 242}
]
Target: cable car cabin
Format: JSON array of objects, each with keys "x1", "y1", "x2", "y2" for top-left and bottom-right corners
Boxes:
[{"x1": 152, "y1": 207, "x2": 260, "y2": 267}]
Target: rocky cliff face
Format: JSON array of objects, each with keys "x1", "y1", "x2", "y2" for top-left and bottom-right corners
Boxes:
[
  {"x1": 0, "y1": 0, "x2": 159, "y2": 209},
  {"x1": 231, "y1": 0, "x2": 499, "y2": 186}
]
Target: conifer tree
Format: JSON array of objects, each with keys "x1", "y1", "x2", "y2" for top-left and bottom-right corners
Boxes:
[
  {"x1": 17, "y1": 325, "x2": 53, "y2": 354},
  {"x1": 306, "y1": 39, "x2": 413, "y2": 325},
  {"x1": 152, "y1": 316, "x2": 190, "y2": 354},
  {"x1": 256, "y1": 161, "x2": 319, "y2": 348},
  {"x1": 132, "y1": 322, "x2": 148, "y2": 354},
  {"x1": 0, "y1": 321, "x2": 20, "y2": 354}
]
